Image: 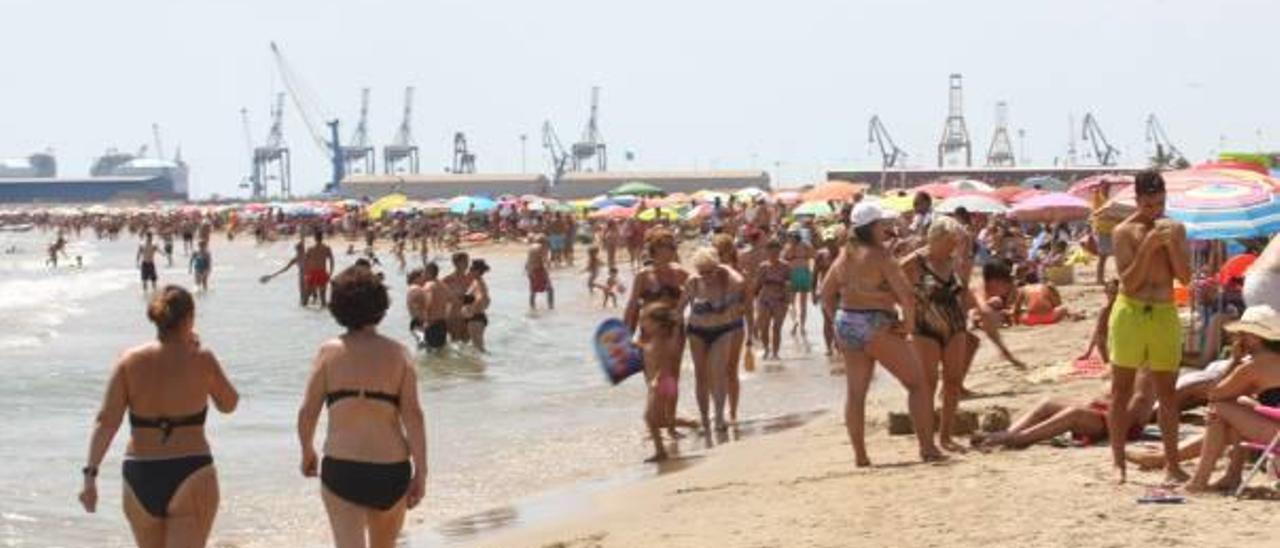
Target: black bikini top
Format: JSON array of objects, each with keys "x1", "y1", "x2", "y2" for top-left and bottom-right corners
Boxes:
[
  {"x1": 325, "y1": 388, "x2": 400, "y2": 408},
  {"x1": 130, "y1": 406, "x2": 207, "y2": 443}
]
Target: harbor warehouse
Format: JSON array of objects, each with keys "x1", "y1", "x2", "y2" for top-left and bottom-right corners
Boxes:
[{"x1": 339, "y1": 174, "x2": 550, "y2": 200}]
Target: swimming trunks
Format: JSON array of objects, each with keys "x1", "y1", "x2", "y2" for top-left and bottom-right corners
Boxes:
[
  {"x1": 192, "y1": 254, "x2": 210, "y2": 273},
  {"x1": 528, "y1": 267, "x2": 550, "y2": 293},
  {"x1": 835, "y1": 309, "x2": 895, "y2": 352},
  {"x1": 122, "y1": 455, "x2": 213, "y2": 517},
  {"x1": 1108, "y1": 294, "x2": 1182, "y2": 373},
  {"x1": 548, "y1": 234, "x2": 566, "y2": 252},
  {"x1": 687, "y1": 319, "x2": 744, "y2": 346},
  {"x1": 423, "y1": 320, "x2": 447, "y2": 349},
  {"x1": 140, "y1": 261, "x2": 157, "y2": 282},
  {"x1": 304, "y1": 269, "x2": 329, "y2": 290},
  {"x1": 321, "y1": 456, "x2": 411, "y2": 510},
  {"x1": 789, "y1": 267, "x2": 813, "y2": 292}
]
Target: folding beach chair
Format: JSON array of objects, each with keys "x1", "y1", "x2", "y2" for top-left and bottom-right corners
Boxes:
[{"x1": 1234, "y1": 405, "x2": 1280, "y2": 498}]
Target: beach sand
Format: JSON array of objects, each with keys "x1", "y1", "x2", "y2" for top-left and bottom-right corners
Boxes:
[{"x1": 482, "y1": 281, "x2": 1277, "y2": 548}]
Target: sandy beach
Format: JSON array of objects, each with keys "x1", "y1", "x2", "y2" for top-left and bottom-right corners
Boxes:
[{"x1": 483, "y1": 279, "x2": 1277, "y2": 548}]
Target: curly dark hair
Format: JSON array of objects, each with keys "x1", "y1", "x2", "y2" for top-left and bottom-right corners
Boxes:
[{"x1": 329, "y1": 266, "x2": 389, "y2": 330}]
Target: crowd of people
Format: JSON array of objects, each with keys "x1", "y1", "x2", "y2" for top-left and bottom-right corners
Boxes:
[{"x1": 2, "y1": 168, "x2": 1271, "y2": 548}]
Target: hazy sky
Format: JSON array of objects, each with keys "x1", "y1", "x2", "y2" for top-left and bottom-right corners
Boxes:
[{"x1": 2, "y1": 0, "x2": 1277, "y2": 197}]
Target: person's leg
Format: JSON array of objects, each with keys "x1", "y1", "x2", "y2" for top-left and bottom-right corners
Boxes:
[
  {"x1": 162, "y1": 466, "x2": 220, "y2": 548},
  {"x1": 1127, "y1": 434, "x2": 1203, "y2": 470},
  {"x1": 842, "y1": 349, "x2": 876, "y2": 466},
  {"x1": 1149, "y1": 371, "x2": 1188, "y2": 483},
  {"x1": 322, "y1": 486, "x2": 370, "y2": 548},
  {"x1": 822, "y1": 309, "x2": 835, "y2": 356},
  {"x1": 1190, "y1": 401, "x2": 1280, "y2": 491},
  {"x1": 547, "y1": 285, "x2": 554, "y2": 310},
  {"x1": 708, "y1": 333, "x2": 734, "y2": 430},
  {"x1": 869, "y1": 331, "x2": 944, "y2": 462},
  {"x1": 1095, "y1": 254, "x2": 1107, "y2": 286},
  {"x1": 769, "y1": 307, "x2": 784, "y2": 358},
  {"x1": 755, "y1": 306, "x2": 772, "y2": 358},
  {"x1": 1108, "y1": 366, "x2": 1137, "y2": 484},
  {"x1": 366, "y1": 502, "x2": 408, "y2": 548},
  {"x1": 467, "y1": 322, "x2": 486, "y2": 353},
  {"x1": 645, "y1": 389, "x2": 668, "y2": 461},
  {"x1": 1003, "y1": 407, "x2": 1104, "y2": 448},
  {"x1": 726, "y1": 327, "x2": 743, "y2": 423},
  {"x1": 687, "y1": 334, "x2": 712, "y2": 432},
  {"x1": 122, "y1": 484, "x2": 166, "y2": 548},
  {"x1": 797, "y1": 291, "x2": 808, "y2": 334},
  {"x1": 912, "y1": 337, "x2": 942, "y2": 436},
  {"x1": 939, "y1": 335, "x2": 971, "y2": 451}
]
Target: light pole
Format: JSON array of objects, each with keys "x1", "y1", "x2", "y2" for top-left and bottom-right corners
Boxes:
[{"x1": 519, "y1": 134, "x2": 528, "y2": 173}]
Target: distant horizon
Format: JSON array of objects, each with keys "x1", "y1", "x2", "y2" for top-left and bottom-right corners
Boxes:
[{"x1": 1, "y1": 0, "x2": 1276, "y2": 198}]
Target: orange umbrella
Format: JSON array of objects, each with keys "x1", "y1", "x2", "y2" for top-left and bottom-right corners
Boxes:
[{"x1": 802, "y1": 181, "x2": 867, "y2": 202}]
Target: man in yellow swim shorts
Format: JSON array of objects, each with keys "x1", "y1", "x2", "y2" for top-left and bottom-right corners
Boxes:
[{"x1": 1107, "y1": 170, "x2": 1191, "y2": 486}]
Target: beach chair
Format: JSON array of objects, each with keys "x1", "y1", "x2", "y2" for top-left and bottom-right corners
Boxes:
[{"x1": 1234, "y1": 405, "x2": 1280, "y2": 498}]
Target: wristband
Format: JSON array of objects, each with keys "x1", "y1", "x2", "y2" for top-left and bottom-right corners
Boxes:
[{"x1": 82, "y1": 466, "x2": 98, "y2": 478}]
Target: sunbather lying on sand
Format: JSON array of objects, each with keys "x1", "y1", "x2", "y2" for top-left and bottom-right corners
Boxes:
[{"x1": 973, "y1": 372, "x2": 1155, "y2": 449}]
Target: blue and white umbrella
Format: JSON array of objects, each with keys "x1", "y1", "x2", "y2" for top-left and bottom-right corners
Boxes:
[{"x1": 448, "y1": 196, "x2": 497, "y2": 214}]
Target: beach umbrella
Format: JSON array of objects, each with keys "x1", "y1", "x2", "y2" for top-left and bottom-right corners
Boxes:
[
  {"x1": 949, "y1": 179, "x2": 995, "y2": 193},
  {"x1": 367, "y1": 193, "x2": 408, "y2": 220},
  {"x1": 691, "y1": 190, "x2": 732, "y2": 205},
  {"x1": 684, "y1": 202, "x2": 715, "y2": 221},
  {"x1": 589, "y1": 205, "x2": 636, "y2": 220},
  {"x1": 911, "y1": 182, "x2": 957, "y2": 199},
  {"x1": 448, "y1": 196, "x2": 497, "y2": 214},
  {"x1": 877, "y1": 193, "x2": 916, "y2": 212},
  {"x1": 735, "y1": 186, "x2": 768, "y2": 201},
  {"x1": 636, "y1": 207, "x2": 680, "y2": 221},
  {"x1": 1068, "y1": 174, "x2": 1134, "y2": 199},
  {"x1": 607, "y1": 181, "x2": 666, "y2": 197},
  {"x1": 773, "y1": 190, "x2": 802, "y2": 204},
  {"x1": 1009, "y1": 192, "x2": 1091, "y2": 223},
  {"x1": 1106, "y1": 169, "x2": 1280, "y2": 239},
  {"x1": 936, "y1": 193, "x2": 1008, "y2": 214},
  {"x1": 792, "y1": 200, "x2": 836, "y2": 217},
  {"x1": 803, "y1": 181, "x2": 867, "y2": 202},
  {"x1": 1020, "y1": 176, "x2": 1068, "y2": 192}
]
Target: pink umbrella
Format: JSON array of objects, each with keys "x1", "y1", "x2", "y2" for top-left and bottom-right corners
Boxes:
[
  {"x1": 589, "y1": 206, "x2": 636, "y2": 220},
  {"x1": 1067, "y1": 174, "x2": 1134, "y2": 199},
  {"x1": 1009, "y1": 192, "x2": 1091, "y2": 223},
  {"x1": 772, "y1": 190, "x2": 802, "y2": 204}
]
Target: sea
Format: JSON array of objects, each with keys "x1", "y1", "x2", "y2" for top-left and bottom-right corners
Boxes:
[{"x1": 0, "y1": 228, "x2": 850, "y2": 547}]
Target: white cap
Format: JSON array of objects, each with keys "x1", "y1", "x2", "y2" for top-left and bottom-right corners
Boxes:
[{"x1": 850, "y1": 202, "x2": 895, "y2": 229}]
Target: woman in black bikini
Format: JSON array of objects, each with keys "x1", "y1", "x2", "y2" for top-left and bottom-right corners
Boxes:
[
  {"x1": 623, "y1": 228, "x2": 692, "y2": 434},
  {"x1": 712, "y1": 233, "x2": 748, "y2": 424},
  {"x1": 683, "y1": 248, "x2": 747, "y2": 432},
  {"x1": 79, "y1": 285, "x2": 239, "y2": 547},
  {"x1": 297, "y1": 266, "x2": 428, "y2": 548},
  {"x1": 462, "y1": 259, "x2": 491, "y2": 353}
]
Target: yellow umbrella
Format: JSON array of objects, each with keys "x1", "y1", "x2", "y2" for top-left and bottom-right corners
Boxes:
[
  {"x1": 366, "y1": 193, "x2": 408, "y2": 220},
  {"x1": 876, "y1": 193, "x2": 915, "y2": 212},
  {"x1": 636, "y1": 207, "x2": 681, "y2": 221}
]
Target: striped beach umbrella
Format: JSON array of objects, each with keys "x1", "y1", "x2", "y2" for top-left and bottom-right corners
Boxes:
[{"x1": 1109, "y1": 170, "x2": 1280, "y2": 240}]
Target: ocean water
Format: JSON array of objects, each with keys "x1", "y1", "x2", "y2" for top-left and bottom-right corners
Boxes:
[{"x1": 0, "y1": 229, "x2": 846, "y2": 547}]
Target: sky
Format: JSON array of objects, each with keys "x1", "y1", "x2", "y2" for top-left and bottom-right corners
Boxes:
[{"x1": 1, "y1": 0, "x2": 1277, "y2": 198}]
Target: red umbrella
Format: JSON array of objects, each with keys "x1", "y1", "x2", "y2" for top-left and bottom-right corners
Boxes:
[
  {"x1": 802, "y1": 181, "x2": 867, "y2": 202},
  {"x1": 1009, "y1": 192, "x2": 1091, "y2": 223},
  {"x1": 1068, "y1": 174, "x2": 1134, "y2": 198},
  {"x1": 911, "y1": 182, "x2": 957, "y2": 199}
]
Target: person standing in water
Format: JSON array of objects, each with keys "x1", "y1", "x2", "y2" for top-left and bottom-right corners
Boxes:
[
  {"x1": 297, "y1": 266, "x2": 428, "y2": 548},
  {"x1": 441, "y1": 252, "x2": 472, "y2": 342},
  {"x1": 189, "y1": 239, "x2": 212, "y2": 292},
  {"x1": 462, "y1": 259, "x2": 492, "y2": 353},
  {"x1": 79, "y1": 286, "x2": 239, "y2": 547},
  {"x1": 262, "y1": 234, "x2": 308, "y2": 306},
  {"x1": 1106, "y1": 170, "x2": 1191, "y2": 485},
  {"x1": 782, "y1": 230, "x2": 815, "y2": 335},
  {"x1": 526, "y1": 235, "x2": 554, "y2": 310},
  {"x1": 303, "y1": 231, "x2": 336, "y2": 307},
  {"x1": 137, "y1": 232, "x2": 160, "y2": 292}
]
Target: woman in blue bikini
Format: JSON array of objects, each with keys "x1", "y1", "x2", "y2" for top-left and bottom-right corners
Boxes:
[{"x1": 820, "y1": 202, "x2": 945, "y2": 466}]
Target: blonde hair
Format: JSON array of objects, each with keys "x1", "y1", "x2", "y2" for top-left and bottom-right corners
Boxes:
[
  {"x1": 928, "y1": 215, "x2": 966, "y2": 246},
  {"x1": 691, "y1": 247, "x2": 720, "y2": 272}
]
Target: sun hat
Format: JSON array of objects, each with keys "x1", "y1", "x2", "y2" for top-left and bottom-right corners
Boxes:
[
  {"x1": 850, "y1": 202, "x2": 896, "y2": 229},
  {"x1": 1224, "y1": 304, "x2": 1280, "y2": 341}
]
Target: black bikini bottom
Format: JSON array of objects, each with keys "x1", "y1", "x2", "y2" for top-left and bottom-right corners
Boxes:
[
  {"x1": 422, "y1": 320, "x2": 447, "y2": 349},
  {"x1": 122, "y1": 455, "x2": 213, "y2": 518},
  {"x1": 321, "y1": 456, "x2": 411, "y2": 510},
  {"x1": 687, "y1": 319, "x2": 744, "y2": 346}
]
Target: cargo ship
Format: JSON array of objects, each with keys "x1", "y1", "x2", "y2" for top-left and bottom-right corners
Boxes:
[{"x1": 0, "y1": 149, "x2": 188, "y2": 203}]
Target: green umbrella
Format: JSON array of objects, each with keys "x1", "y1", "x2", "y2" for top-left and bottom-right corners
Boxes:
[
  {"x1": 607, "y1": 181, "x2": 666, "y2": 197},
  {"x1": 792, "y1": 200, "x2": 835, "y2": 217}
]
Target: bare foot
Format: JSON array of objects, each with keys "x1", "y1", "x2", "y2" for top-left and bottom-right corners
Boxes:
[
  {"x1": 644, "y1": 452, "x2": 669, "y2": 463},
  {"x1": 1114, "y1": 464, "x2": 1127, "y2": 485},
  {"x1": 1164, "y1": 465, "x2": 1191, "y2": 485},
  {"x1": 1208, "y1": 477, "x2": 1240, "y2": 493},
  {"x1": 940, "y1": 438, "x2": 969, "y2": 454},
  {"x1": 854, "y1": 454, "x2": 871, "y2": 468},
  {"x1": 1124, "y1": 450, "x2": 1164, "y2": 471},
  {"x1": 1184, "y1": 481, "x2": 1212, "y2": 494},
  {"x1": 921, "y1": 449, "x2": 949, "y2": 463},
  {"x1": 666, "y1": 428, "x2": 685, "y2": 440}
]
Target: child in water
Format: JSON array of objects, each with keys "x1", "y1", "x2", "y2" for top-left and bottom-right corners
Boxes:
[
  {"x1": 638, "y1": 302, "x2": 683, "y2": 462},
  {"x1": 595, "y1": 267, "x2": 625, "y2": 308},
  {"x1": 189, "y1": 240, "x2": 212, "y2": 291},
  {"x1": 584, "y1": 245, "x2": 602, "y2": 295}
]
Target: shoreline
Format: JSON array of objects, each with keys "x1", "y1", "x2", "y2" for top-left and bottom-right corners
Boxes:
[{"x1": 472, "y1": 280, "x2": 1276, "y2": 548}]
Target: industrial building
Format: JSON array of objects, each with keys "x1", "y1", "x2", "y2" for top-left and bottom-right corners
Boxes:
[
  {"x1": 0, "y1": 151, "x2": 188, "y2": 203},
  {"x1": 549, "y1": 171, "x2": 771, "y2": 200},
  {"x1": 339, "y1": 173, "x2": 550, "y2": 200}
]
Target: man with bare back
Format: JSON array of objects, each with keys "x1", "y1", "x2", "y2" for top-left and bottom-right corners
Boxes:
[
  {"x1": 527, "y1": 234, "x2": 554, "y2": 310},
  {"x1": 302, "y1": 230, "x2": 335, "y2": 307},
  {"x1": 1106, "y1": 170, "x2": 1192, "y2": 485}
]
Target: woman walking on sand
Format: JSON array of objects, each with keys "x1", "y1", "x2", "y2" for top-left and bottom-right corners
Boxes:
[
  {"x1": 79, "y1": 285, "x2": 239, "y2": 547},
  {"x1": 820, "y1": 202, "x2": 945, "y2": 466},
  {"x1": 683, "y1": 247, "x2": 747, "y2": 432},
  {"x1": 297, "y1": 267, "x2": 428, "y2": 548}
]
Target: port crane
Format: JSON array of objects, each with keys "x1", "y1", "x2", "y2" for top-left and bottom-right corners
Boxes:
[
  {"x1": 340, "y1": 88, "x2": 375, "y2": 176},
  {"x1": 1081, "y1": 113, "x2": 1120, "y2": 166},
  {"x1": 937, "y1": 74, "x2": 972, "y2": 167},
  {"x1": 450, "y1": 132, "x2": 477, "y2": 174},
  {"x1": 383, "y1": 86, "x2": 419, "y2": 174},
  {"x1": 542, "y1": 121, "x2": 572, "y2": 186},
  {"x1": 571, "y1": 86, "x2": 607, "y2": 171},
  {"x1": 1145, "y1": 114, "x2": 1188, "y2": 169},
  {"x1": 269, "y1": 41, "x2": 344, "y2": 194},
  {"x1": 986, "y1": 101, "x2": 1016, "y2": 167},
  {"x1": 242, "y1": 93, "x2": 292, "y2": 198},
  {"x1": 867, "y1": 115, "x2": 909, "y2": 190}
]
